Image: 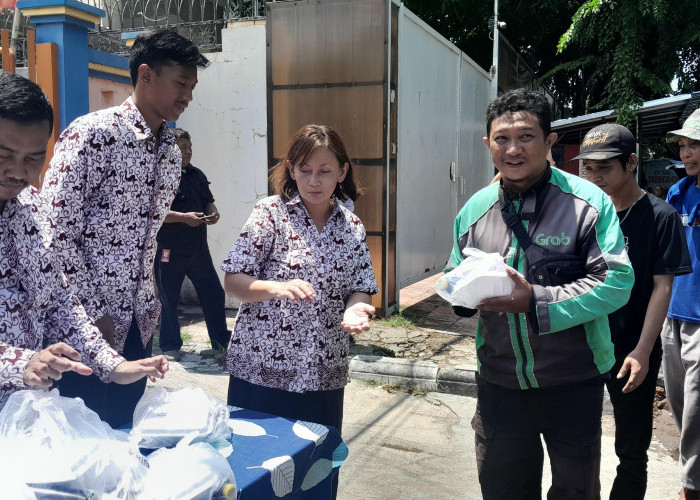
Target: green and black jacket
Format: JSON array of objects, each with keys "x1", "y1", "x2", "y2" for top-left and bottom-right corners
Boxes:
[{"x1": 450, "y1": 166, "x2": 634, "y2": 390}]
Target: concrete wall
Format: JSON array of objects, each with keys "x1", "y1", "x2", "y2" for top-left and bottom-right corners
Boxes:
[
  {"x1": 177, "y1": 20, "x2": 269, "y2": 307},
  {"x1": 88, "y1": 76, "x2": 131, "y2": 111}
]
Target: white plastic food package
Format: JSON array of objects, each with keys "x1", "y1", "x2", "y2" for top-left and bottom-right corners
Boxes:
[
  {"x1": 436, "y1": 248, "x2": 517, "y2": 308},
  {"x1": 131, "y1": 387, "x2": 231, "y2": 449},
  {"x1": 0, "y1": 389, "x2": 147, "y2": 499},
  {"x1": 141, "y1": 441, "x2": 236, "y2": 500}
]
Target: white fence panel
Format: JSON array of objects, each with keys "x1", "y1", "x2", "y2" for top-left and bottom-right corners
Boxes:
[
  {"x1": 457, "y1": 53, "x2": 492, "y2": 210},
  {"x1": 397, "y1": 8, "x2": 492, "y2": 289}
]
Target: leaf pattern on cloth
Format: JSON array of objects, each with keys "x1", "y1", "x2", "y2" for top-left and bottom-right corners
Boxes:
[
  {"x1": 332, "y1": 442, "x2": 349, "y2": 468},
  {"x1": 228, "y1": 419, "x2": 277, "y2": 438},
  {"x1": 208, "y1": 439, "x2": 233, "y2": 458},
  {"x1": 250, "y1": 455, "x2": 295, "y2": 497},
  {"x1": 292, "y1": 420, "x2": 328, "y2": 445},
  {"x1": 300, "y1": 458, "x2": 332, "y2": 491}
]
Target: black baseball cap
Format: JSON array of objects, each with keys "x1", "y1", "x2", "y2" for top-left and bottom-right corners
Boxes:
[{"x1": 572, "y1": 123, "x2": 636, "y2": 160}]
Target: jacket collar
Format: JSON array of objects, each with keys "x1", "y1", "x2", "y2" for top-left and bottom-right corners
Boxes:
[
  {"x1": 501, "y1": 164, "x2": 552, "y2": 221},
  {"x1": 667, "y1": 175, "x2": 698, "y2": 202}
]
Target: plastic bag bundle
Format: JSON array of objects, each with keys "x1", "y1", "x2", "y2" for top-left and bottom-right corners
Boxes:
[
  {"x1": 0, "y1": 389, "x2": 148, "y2": 499},
  {"x1": 141, "y1": 441, "x2": 236, "y2": 500},
  {"x1": 435, "y1": 248, "x2": 517, "y2": 308},
  {"x1": 131, "y1": 387, "x2": 231, "y2": 449}
]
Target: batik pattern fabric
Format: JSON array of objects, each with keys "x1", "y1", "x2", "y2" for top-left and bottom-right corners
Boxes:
[
  {"x1": 221, "y1": 195, "x2": 378, "y2": 393},
  {"x1": 41, "y1": 98, "x2": 181, "y2": 352},
  {"x1": 0, "y1": 188, "x2": 124, "y2": 407}
]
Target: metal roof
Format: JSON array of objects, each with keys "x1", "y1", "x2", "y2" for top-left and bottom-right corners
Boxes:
[{"x1": 551, "y1": 91, "x2": 700, "y2": 145}]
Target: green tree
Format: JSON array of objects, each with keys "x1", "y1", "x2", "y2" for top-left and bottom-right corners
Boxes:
[
  {"x1": 555, "y1": 0, "x2": 700, "y2": 125},
  {"x1": 402, "y1": 0, "x2": 700, "y2": 124}
]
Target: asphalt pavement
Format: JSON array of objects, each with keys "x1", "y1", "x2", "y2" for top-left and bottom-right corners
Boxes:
[
  {"x1": 152, "y1": 365, "x2": 680, "y2": 499},
  {"x1": 152, "y1": 273, "x2": 682, "y2": 499}
]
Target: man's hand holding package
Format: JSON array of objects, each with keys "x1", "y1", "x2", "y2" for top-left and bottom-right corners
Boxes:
[{"x1": 478, "y1": 267, "x2": 533, "y2": 313}]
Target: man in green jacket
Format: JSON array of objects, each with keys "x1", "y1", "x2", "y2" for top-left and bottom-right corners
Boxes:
[{"x1": 450, "y1": 89, "x2": 634, "y2": 499}]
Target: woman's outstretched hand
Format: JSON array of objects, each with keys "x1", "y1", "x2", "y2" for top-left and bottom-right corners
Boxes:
[{"x1": 342, "y1": 302, "x2": 375, "y2": 333}]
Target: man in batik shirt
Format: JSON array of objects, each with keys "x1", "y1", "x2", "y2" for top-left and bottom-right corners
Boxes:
[
  {"x1": 0, "y1": 73, "x2": 168, "y2": 409},
  {"x1": 42, "y1": 30, "x2": 208, "y2": 427}
]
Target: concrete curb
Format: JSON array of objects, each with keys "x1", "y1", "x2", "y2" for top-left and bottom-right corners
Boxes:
[
  {"x1": 348, "y1": 354, "x2": 478, "y2": 397},
  {"x1": 348, "y1": 354, "x2": 650, "y2": 413}
]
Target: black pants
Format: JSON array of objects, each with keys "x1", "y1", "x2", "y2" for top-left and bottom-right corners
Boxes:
[
  {"x1": 57, "y1": 318, "x2": 151, "y2": 428},
  {"x1": 473, "y1": 377, "x2": 604, "y2": 500},
  {"x1": 605, "y1": 355, "x2": 662, "y2": 500},
  {"x1": 228, "y1": 376, "x2": 344, "y2": 499},
  {"x1": 155, "y1": 247, "x2": 229, "y2": 352}
]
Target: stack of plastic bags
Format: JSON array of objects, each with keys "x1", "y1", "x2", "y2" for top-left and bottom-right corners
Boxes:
[
  {"x1": 132, "y1": 387, "x2": 236, "y2": 499},
  {"x1": 0, "y1": 387, "x2": 237, "y2": 499},
  {"x1": 0, "y1": 389, "x2": 147, "y2": 499}
]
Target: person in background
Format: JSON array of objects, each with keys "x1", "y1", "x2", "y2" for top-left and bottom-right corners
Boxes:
[
  {"x1": 155, "y1": 128, "x2": 231, "y2": 361},
  {"x1": 221, "y1": 124, "x2": 377, "y2": 499},
  {"x1": 0, "y1": 73, "x2": 168, "y2": 409},
  {"x1": 663, "y1": 108, "x2": 700, "y2": 500},
  {"x1": 652, "y1": 184, "x2": 667, "y2": 199},
  {"x1": 576, "y1": 123, "x2": 691, "y2": 499},
  {"x1": 41, "y1": 30, "x2": 208, "y2": 428},
  {"x1": 451, "y1": 89, "x2": 634, "y2": 499}
]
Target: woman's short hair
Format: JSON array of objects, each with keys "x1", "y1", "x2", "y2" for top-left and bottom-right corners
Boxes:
[{"x1": 270, "y1": 124, "x2": 362, "y2": 202}]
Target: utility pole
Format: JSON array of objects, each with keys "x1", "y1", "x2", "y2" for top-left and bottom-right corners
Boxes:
[
  {"x1": 10, "y1": 8, "x2": 21, "y2": 56},
  {"x1": 490, "y1": 0, "x2": 502, "y2": 100}
]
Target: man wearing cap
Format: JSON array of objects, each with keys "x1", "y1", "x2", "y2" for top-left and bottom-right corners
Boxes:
[
  {"x1": 663, "y1": 109, "x2": 700, "y2": 500},
  {"x1": 577, "y1": 123, "x2": 691, "y2": 500}
]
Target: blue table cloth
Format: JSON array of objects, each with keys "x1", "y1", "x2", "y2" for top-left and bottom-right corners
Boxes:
[{"x1": 223, "y1": 406, "x2": 348, "y2": 499}]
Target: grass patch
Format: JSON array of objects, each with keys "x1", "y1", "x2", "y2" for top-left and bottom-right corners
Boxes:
[
  {"x1": 376, "y1": 309, "x2": 419, "y2": 329},
  {"x1": 181, "y1": 330, "x2": 194, "y2": 343},
  {"x1": 207, "y1": 341, "x2": 228, "y2": 361}
]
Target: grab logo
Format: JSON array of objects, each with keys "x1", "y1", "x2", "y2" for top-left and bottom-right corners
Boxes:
[{"x1": 534, "y1": 232, "x2": 571, "y2": 246}]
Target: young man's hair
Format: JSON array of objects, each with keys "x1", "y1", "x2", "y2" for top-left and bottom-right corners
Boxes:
[
  {"x1": 173, "y1": 128, "x2": 191, "y2": 141},
  {"x1": 0, "y1": 72, "x2": 53, "y2": 134},
  {"x1": 486, "y1": 88, "x2": 552, "y2": 137},
  {"x1": 616, "y1": 153, "x2": 632, "y2": 171},
  {"x1": 129, "y1": 29, "x2": 210, "y2": 86}
]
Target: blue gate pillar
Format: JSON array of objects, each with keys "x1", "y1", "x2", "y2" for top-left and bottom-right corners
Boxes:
[{"x1": 18, "y1": 0, "x2": 105, "y2": 131}]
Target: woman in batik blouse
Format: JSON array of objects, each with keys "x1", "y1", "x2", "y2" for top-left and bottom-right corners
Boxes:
[{"x1": 221, "y1": 125, "x2": 377, "y2": 438}]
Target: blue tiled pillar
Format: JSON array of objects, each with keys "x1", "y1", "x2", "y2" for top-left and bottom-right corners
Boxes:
[{"x1": 18, "y1": 0, "x2": 105, "y2": 131}]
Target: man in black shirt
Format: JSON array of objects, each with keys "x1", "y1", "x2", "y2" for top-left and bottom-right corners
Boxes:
[
  {"x1": 156, "y1": 129, "x2": 231, "y2": 360},
  {"x1": 576, "y1": 124, "x2": 692, "y2": 499}
]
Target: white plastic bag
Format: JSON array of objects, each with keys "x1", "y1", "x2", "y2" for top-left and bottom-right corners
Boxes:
[
  {"x1": 141, "y1": 441, "x2": 236, "y2": 499},
  {"x1": 436, "y1": 248, "x2": 517, "y2": 308},
  {"x1": 131, "y1": 387, "x2": 231, "y2": 449},
  {"x1": 0, "y1": 389, "x2": 148, "y2": 499}
]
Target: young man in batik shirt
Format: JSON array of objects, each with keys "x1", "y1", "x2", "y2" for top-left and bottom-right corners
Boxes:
[
  {"x1": 0, "y1": 73, "x2": 168, "y2": 409},
  {"x1": 42, "y1": 30, "x2": 208, "y2": 427}
]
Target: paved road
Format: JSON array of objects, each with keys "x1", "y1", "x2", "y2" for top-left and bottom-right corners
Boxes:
[{"x1": 151, "y1": 360, "x2": 681, "y2": 500}]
